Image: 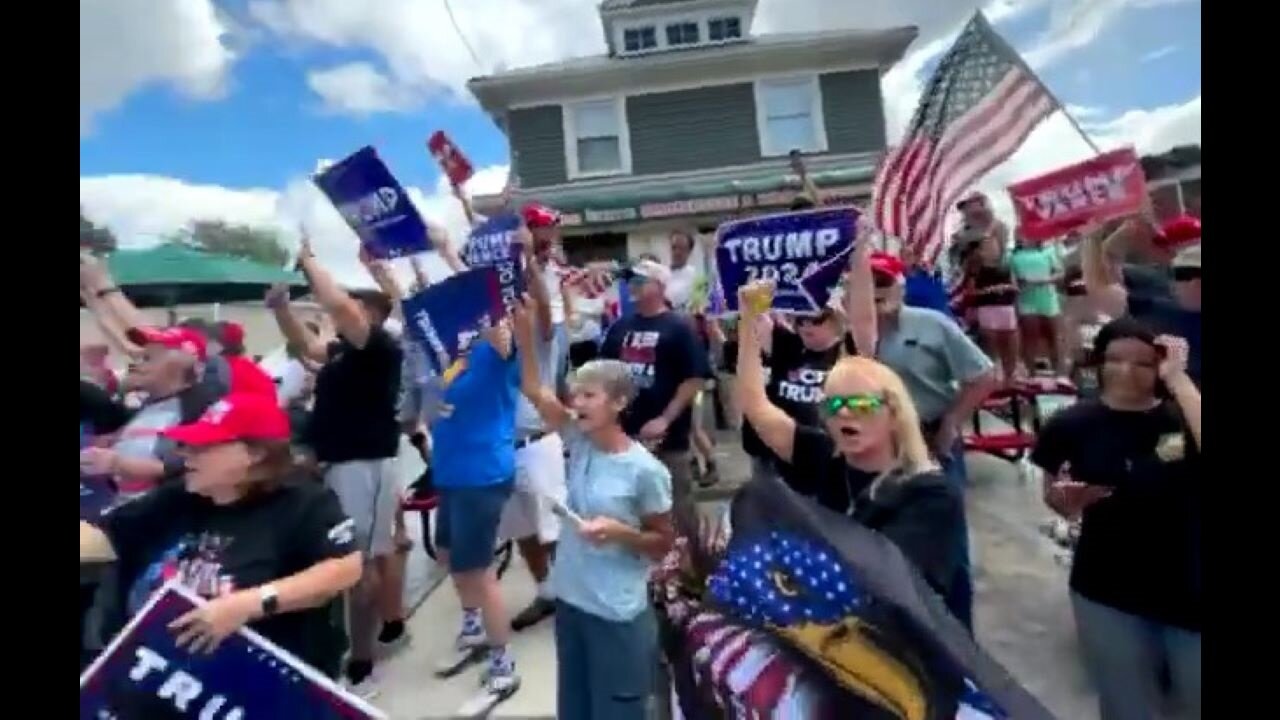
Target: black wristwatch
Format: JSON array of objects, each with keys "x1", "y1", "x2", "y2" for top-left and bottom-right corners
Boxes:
[{"x1": 259, "y1": 585, "x2": 280, "y2": 617}]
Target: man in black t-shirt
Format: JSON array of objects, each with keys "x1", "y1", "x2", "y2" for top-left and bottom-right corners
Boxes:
[
  {"x1": 268, "y1": 234, "x2": 402, "y2": 694},
  {"x1": 601, "y1": 259, "x2": 710, "y2": 528}
]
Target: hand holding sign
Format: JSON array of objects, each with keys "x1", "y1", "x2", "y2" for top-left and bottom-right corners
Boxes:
[{"x1": 169, "y1": 591, "x2": 258, "y2": 655}]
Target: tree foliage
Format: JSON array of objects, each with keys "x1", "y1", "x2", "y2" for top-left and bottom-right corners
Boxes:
[
  {"x1": 168, "y1": 220, "x2": 290, "y2": 267},
  {"x1": 79, "y1": 209, "x2": 117, "y2": 253}
]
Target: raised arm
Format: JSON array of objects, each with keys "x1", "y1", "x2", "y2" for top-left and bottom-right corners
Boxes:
[
  {"x1": 845, "y1": 221, "x2": 877, "y2": 353},
  {"x1": 1081, "y1": 219, "x2": 1134, "y2": 319},
  {"x1": 81, "y1": 286, "x2": 143, "y2": 360},
  {"x1": 266, "y1": 284, "x2": 328, "y2": 363},
  {"x1": 452, "y1": 185, "x2": 483, "y2": 230},
  {"x1": 295, "y1": 232, "x2": 374, "y2": 349},
  {"x1": 1158, "y1": 336, "x2": 1201, "y2": 449},
  {"x1": 511, "y1": 295, "x2": 572, "y2": 431},
  {"x1": 358, "y1": 246, "x2": 404, "y2": 306},
  {"x1": 80, "y1": 254, "x2": 149, "y2": 336},
  {"x1": 734, "y1": 282, "x2": 797, "y2": 462},
  {"x1": 428, "y1": 220, "x2": 467, "y2": 274}
]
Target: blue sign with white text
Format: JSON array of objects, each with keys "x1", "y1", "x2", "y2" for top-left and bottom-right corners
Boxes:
[
  {"x1": 400, "y1": 266, "x2": 507, "y2": 375},
  {"x1": 79, "y1": 581, "x2": 386, "y2": 720},
  {"x1": 714, "y1": 207, "x2": 859, "y2": 314},
  {"x1": 313, "y1": 146, "x2": 429, "y2": 260},
  {"x1": 463, "y1": 213, "x2": 526, "y2": 312}
]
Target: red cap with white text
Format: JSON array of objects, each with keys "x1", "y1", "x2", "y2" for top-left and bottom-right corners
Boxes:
[{"x1": 162, "y1": 393, "x2": 290, "y2": 446}]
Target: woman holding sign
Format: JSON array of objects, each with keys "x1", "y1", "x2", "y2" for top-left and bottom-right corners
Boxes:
[
  {"x1": 78, "y1": 392, "x2": 363, "y2": 678},
  {"x1": 511, "y1": 294, "x2": 675, "y2": 720},
  {"x1": 733, "y1": 279, "x2": 970, "y2": 623}
]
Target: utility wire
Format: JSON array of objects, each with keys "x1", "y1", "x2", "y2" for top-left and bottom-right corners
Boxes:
[{"x1": 442, "y1": 0, "x2": 484, "y2": 71}]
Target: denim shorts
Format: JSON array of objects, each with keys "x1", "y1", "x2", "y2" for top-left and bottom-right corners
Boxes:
[{"x1": 434, "y1": 481, "x2": 514, "y2": 573}]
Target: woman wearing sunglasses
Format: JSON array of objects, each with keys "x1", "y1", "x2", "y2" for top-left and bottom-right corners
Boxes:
[
  {"x1": 78, "y1": 392, "x2": 362, "y2": 678},
  {"x1": 734, "y1": 280, "x2": 969, "y2": 620},
  {"x1": 1031, "y1": 319, "x2": 1200, "y2": 719}
]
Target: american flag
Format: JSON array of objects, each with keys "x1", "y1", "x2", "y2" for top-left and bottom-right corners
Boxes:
[{"x1": 872, "y1": 12, "x2": 1059, "y2": 268}]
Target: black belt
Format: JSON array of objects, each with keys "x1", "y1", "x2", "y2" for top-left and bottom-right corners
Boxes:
[{"x1": 515, "y1": 431, "x2": 549, "y2": 450}]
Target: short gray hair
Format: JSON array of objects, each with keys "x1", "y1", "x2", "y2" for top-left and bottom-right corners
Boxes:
[{"x1": 569, "y1": 360, "x2": 636, "y2": 405}]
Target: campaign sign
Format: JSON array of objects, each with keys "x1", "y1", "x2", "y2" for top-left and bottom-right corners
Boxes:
[
  {"x1": 81, "y1": 474, "x2": 117, "y2": 524},
  {"x1": 797, "y1": 235, "x2": 856, "y2": 313},
  {"x1": 462, "y1": 212, "x2": 526, "y2": 312},
  {"x1": 714, "y1": 207, "x2": 859, "y2": 314},
  {"x1": 1008, "y1": 147, "x2": 1148, "y2": 241},
  {"x1": 313, "y1": 146, "x2": 430, "y2": 260},
  {"x1": 400, "y1": 266, "x2": 506, "y2": 375},
  {"x1": 427, "y1": 130, "x2": 475, "y2": 187},
  {"x1": 79, "y1": 581, "x2": 386, "y2": 720}
]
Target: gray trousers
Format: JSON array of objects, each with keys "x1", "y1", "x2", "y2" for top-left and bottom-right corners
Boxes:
[{"x1": 555, "y1": 601, "x2": 657, "y2": 720}]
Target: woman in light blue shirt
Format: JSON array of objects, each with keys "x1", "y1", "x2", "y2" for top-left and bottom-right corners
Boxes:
[{"x1": 511, "y1": 296, "x2": 674, "y2": 720}]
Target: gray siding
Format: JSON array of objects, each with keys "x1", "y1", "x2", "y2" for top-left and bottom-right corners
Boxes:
[
  {"x1": 627, "y1": 84, "x2": 760, "y2": 175},
  {"x1": 508, "y1": 105, "x2": 567, "y2": 188},
  {"x1": 820, "y1": 69, "x2": 886, "y2": 154}
]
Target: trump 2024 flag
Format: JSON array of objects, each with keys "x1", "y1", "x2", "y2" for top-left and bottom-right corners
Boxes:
[
  {"x1": 313, "y1": 146, "x2": 430, "y2": 260},
  {"x1": 399, "y1": 266, "x2": 507, "y2": 375}
]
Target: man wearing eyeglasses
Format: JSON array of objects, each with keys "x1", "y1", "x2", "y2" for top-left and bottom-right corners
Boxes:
[{"x1": 1081, "y1": 215, "x2": 1201, "y2": 387}]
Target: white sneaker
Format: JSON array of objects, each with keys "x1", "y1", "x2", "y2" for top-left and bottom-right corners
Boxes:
[
  {"x1": 456, "y1": 669, "x2": 521, "y2": 718},
  {"x1": 434, "y1": 632, "x2": 487, "y2": 678}
]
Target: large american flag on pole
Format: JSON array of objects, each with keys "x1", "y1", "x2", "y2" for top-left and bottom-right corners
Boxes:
[{"x1": 872, "y1": 12, "x2": 1059, "y2": 268}]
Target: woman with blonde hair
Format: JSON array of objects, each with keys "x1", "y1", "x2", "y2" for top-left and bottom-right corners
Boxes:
[{"x1": 735, "y1": 281, "x2": 969, "y2": 617}]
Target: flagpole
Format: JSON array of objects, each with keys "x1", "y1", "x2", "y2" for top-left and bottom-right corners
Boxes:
[{"x1": 975, "y1": 11, "x2": 1103, "y2": 155}]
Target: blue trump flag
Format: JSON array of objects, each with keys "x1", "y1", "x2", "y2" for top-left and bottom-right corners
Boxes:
[
  {"x1": 462, "y1": 212, "x2": 526, "y2": 312},
  {"x1": 714, "y1": 207, "x2": 859, "y2": 314},
  {"x1": 80, "y1": 581, "x2": 386, "y2": 720},
  {"x1": 400, "y1": 266, "x2": 506, "y2": 375},
  {"x1": 313, "y1": 146, "x2": 429, "y2": 260}
]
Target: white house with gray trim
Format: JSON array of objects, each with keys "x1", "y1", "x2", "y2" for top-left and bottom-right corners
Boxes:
[{"x1": 467, "y1": 0, "x2": 916, "y2": 265}]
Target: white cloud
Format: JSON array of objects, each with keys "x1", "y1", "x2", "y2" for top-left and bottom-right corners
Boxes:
[
  {"x1": 80, "y1": 0, "x2": 237, "y2": 135},
  {"x1": 80, "y1": 167, "x2": 510, "y2": 289},
  {"x1": 1140, "y1": 45, "x2": 1179, "y2": 63},
  {"x1": 306, "y1": 62, "x2": 423, "y2": 114}
]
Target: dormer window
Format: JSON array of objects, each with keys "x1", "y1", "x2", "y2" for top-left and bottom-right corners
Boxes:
[
  {"x1": 623, "y1": 26, "x2": 657, "y2": 53},
  {"x1": 708, "y1": 17, "x2": 742, "y2": 42},
  {"x1": 665, "y1": 22, "x2": 700, "y2": 46}
]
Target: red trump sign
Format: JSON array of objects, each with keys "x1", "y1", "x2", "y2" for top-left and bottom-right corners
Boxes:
[
  {"x1": 1008, "y1": 148, "x2": 1148, "y2": 240},
  {"x1": 427, "y1": 130, "x2": 475, "y2": 187}
]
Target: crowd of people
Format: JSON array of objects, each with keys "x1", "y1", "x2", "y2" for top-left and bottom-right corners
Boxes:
[{"x1": 80, "y1": 176, "x2": 1201, "y2": 719}]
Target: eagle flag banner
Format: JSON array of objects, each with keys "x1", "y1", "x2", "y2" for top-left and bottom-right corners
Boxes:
[
  {"x1": 714, "y1": 207, "x2": 858, "y2": 314},
  {"x1": 399, "y1": 266, "x2": 506, "y2": 376},
  {"x1": 313, "y1": 146, "x2": 430, "y2": 260},
  {"x1": 80, "y1": 580, "x2": 387, "y2": 720},
  {"x1": 654, "y1": 475, "x2": 1056, "y2": 720}
]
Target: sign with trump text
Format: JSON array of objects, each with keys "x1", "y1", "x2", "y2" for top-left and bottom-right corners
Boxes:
[
  {"x1": 400, "y1": 266, "x2": 507, "y2": 375},
  {"x1": 314, "y1": 146, "x2": 430, "y2": 260},
  {"x1": 463, "y1": 213, "x2": 526, "y2": 312},
  {"x1": 1008, "y1": 147, "x2": 1148, "y2": 241}
]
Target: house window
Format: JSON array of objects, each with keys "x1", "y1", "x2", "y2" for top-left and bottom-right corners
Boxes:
[
  {"x1": 665, "y1": 22, "x2": 700, "y2": 46},
  {"x1": 755, "y1": 77, "x2": 826, "y2": 157},
  {"x1": 622, "y1": 26, "x2": 656, "y2": 53},
  {"x1": 568, "y1": 99, "x2": 627, "y2": 176},
  {"x1": 708, "y1": 17, "x2": 742, "y2": 41}
]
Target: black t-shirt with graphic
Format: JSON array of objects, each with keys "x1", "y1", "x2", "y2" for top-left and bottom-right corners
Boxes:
[
  {"x1": 786, "y1": 425, "x2": 966, "y2": 602},
  {"x1": 102, "y1": 477, "x2": 358, "y2": 675},
  {"x1": 1031, "y1": 399, "x2": 1200, "y2": 631},
  {"x1": 742, "y1": 327, "x2": 856, "y2": 476},
  {"x1": 601, "y1": 311, "x2": 710, "y2": 452},
  {"x1": 309, "y1": 326, "x2": 402, "y2": 463}
]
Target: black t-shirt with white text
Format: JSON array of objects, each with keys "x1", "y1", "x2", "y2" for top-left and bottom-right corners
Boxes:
[
  {"x1": 1031, "y1": 400, "x2": 1200, "y2": 631},
  {"x1": 601, "y1": 311, "x2": 710, "y2": 452},
  {"x1": 786, "y1": 426, "x2": 967, "y2": 606},
  {"x1": 102, "y1": 477, "x2": 357, "y2": 675},
  {"x1": 309, "y1": 327, "x2": 402, "y2": 463}
]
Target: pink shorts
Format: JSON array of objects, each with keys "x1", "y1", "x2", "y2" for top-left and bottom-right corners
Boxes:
[{"x1": 975, "y1": 305, "x2": 1018, "y2": 332}]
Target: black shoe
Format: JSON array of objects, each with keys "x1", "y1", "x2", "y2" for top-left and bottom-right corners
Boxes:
[{"x1": 510, "y1": 597, "x2": 556, "y2": 632}]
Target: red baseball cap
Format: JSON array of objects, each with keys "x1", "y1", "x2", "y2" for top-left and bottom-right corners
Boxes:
[
  {"x1": 522, "y1": 203, "x2": 561, "y2": 229},
  {"x1": 869, "y1": 251, "x2": 906, "y2": 280},
  {"x1": 162, "y1": 393, "x2": 290, "y2": 446},
  {"x1": 216, "y1": 321, "x2": 246, "y2": 348},
  {"x1": 127, "y1": 326, "x2": 208, "y2": 361},
  {"x1": 1153, "y1": 214, "x2": 1201, "y2": 249}
]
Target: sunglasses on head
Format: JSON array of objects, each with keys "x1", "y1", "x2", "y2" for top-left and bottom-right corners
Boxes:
[
  {"x1": 820, "y1": 393, "x2": 887, "y2": 417},
  {"x1": 1171, "y1": 267, "x2": 1201, "y2": 283}
]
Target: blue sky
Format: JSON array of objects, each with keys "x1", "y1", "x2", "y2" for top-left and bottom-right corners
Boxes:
[{"x1": 79, "y1": 0, "x2": 1200, "y2": 282}]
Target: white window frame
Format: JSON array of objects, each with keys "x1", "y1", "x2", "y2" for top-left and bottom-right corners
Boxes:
[
  {"x1": 621, "y1": 25, "x2": 657, "y2": 54},
  {"x1": 753, "y1": 75, "x2": 829, "y2": 158},
  {"x1": 707, "y1": 15, "x2": 742, "y2": 43},
  {"x1": 562, "y1": 96, "x2": 633, "y2": 180},
  {"x1": 664, "y1": 20, "x2": 701, "y2": 47}
]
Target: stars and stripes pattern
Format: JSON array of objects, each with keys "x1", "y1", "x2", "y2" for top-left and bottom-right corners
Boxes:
[
  {"x1": 872, "y1": 12, "x2": 1059, "y2": 269},
  {"x1": 558, "y1": 265, "x2": 614, "y2": 299}
]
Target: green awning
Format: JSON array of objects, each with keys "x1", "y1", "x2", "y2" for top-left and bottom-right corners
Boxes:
[
  {"x1": 102, "y1": 244, "x2": 308, "y2": 307},
  {"x1": 535, "y1": 166, "x2": 874, "y2": 213}
]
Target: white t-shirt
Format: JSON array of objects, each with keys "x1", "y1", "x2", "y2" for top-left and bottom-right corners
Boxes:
[
  {"x1": 543, "y1": 264, "x2": 566, "y2": 325},
  {"x1": 665, "y1": 264, "x2": 699, "y2": 311}
]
